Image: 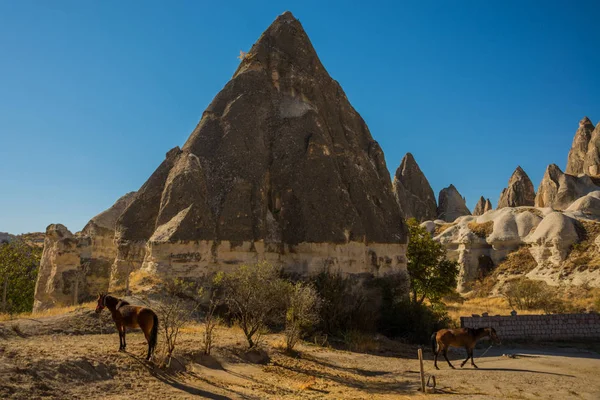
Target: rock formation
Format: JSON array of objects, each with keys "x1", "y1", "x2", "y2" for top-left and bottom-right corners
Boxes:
[
  {"x1": 393, "y1": 153, "x2": 437, "y2": 221},
  {"x1": 566, "y1": 117, "x2": 595, "y2": 175},
  {"x1": 108, "y1": 12, "x2": 408, "y2": 285},
  {"x1": 583, "y1": 122, "x2": 600, "y2": 176},
  {"x1": 437, "y1": 185, "x2": 471, "y2": 222},
  {"x1": 535, "y1": 164, "x2": 600, "y2": 210},
  {"x1": 34, "y1": 193, "x2": 136, "y2": 311},
  {"x1": 497, "y1": 166, "x2": 535, "y2": 209},
  {"x1": 0, "y1": 232, "x2": 14, "y2": 244},
  {"x1": 473, "y1": 196, "x2": 492, "y2": 216},
  {"x1": 484, "y1": 198, "x2": 493, "y2": 213}
]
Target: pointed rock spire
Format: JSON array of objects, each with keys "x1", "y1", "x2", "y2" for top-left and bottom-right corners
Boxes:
[
  {"x1": 535, "y1": 163, "x2": 600, "y2": 209},
  {"x1": 473, "y1": 196, "x2": 487, "y2": 216},
  {"x1": 566, "y1": 116, "x2": 595, "y2": 175},
  {"x1": 484, "y1": 198, "x2": 493, "y2": 213},
  {"x1": 393, "y1": 153, "x2": 437, "y2": 221},
  {"x1": 437, "y1": 184, "x2": 471, "y2": 222},
  {"x1": 583, "y1": 121, "x2": 600, "y2": 176},
  {"x1": 497, "y1": 166, "x2": 535, "y2": 209}
]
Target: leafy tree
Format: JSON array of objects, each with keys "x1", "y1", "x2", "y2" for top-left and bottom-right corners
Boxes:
[
  {"x1": 0, "y1": 239, "x2": 42, "y2": 314},
  {"x1": 285, "y1": 282, "x2": 321, "y2": 351},
  {"x1": 406, "y1": 218, "x2": 459, "y2": 305}
]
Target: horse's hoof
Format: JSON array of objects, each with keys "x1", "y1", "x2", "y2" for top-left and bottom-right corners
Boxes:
[
  {"x1": 473, "y1": 365, "x2": 479, "y2": 369},
  {"x1": 435, "y1": 367, "x2": 439, "y2": 370}
]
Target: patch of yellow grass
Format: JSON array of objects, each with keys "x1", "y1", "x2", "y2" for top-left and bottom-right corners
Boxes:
[
  {"x1": 467, "y1": 221, "x2": 494, "y2": 238},
  {"x1": 129, "y1": 269, "x2": 163, "y2": 290},
  {"x1": 434, "y1": 223, "x2": 456, "y2": 236},
  {"x1": 444, "y1": 296, "x2": 543, "y2": 322},
  {"x1": 0, "y1": 302, "x2": 96, "y2": 322}
]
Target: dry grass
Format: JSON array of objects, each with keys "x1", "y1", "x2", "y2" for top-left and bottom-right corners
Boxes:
[
  {"x1": 467, "y1": 221, "x2": 494, "y2": 238},
  {"x1": 515, "y1": 207, "x2": 544, "y2": 217},
  {"x1": 434, "y1": 222, "x2": 456, "y2": 236},
  {"x1": 0, "y1": 302, "x2": 96, "y2": 322},
  {"x1": 129, "y1": 269, "x2": 164, "y2": 291},
  {"x1": 564, "y1": 220, "x2": 600, "y2": 273},
  {"x1": 445, "y1": 296, "x2": 544, "y2": 322}
]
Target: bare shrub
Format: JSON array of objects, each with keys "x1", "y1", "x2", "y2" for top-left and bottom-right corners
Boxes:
[
  {"x1": 216, "y1": 262, "x2": 291, "y2": 349},
  {"x1": 156, "y1": 297, "x2": 199, "y2": 368},
  {"x1": 202, "y1": 291, "x2": 220, "y2": 355},
  {"x1": 467, "y1": 221, "x2": 494, "y2": 238},
  {"x1": 285, "y1": 282, "x2": 321, "y2": 351}
]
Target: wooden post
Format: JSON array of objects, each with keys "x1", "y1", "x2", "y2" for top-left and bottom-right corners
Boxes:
[{"x1": 418, "y1": 347, "x2": 425, "y2": 393}]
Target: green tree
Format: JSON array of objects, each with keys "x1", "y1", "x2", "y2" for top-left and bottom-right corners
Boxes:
[
  {"x1": 0, "y1": 239, "x2": 42, "y2": 314},
  {"x1": 406, "y1": 218, "x2": 459, "y2": 305}
]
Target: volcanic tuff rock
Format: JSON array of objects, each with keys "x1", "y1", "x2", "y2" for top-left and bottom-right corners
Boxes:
[
  {"x1": 497, "y1": 166, "x2": 535, "y2": 209},
  {"x1": 437, "y1": 185, "x2": 471, "y2": 222},
  {"x1": 393, "y1": 153, "x2": 437, "y2": 221},
  {"x1": 34, "y1": 193, "x2": 137, "y2": 311},
  {"x1": 566, "y1": 117, "x2": 595, "y2": 175},
  {"x1": 473, "y1": 196, "x2": 492, "y2": 216},
  {"x1": 534, "y1": 164, "x2": 600, "y2": 210},
  {"x1": 110, "y1": 11, "x2": 407, "y2": 284},
  {"x1": 484, "y1": 198, "x2": 493, "y2": 213},
  {"x1": 583, "y1": 122, "x2": 600, "y2": 176}
]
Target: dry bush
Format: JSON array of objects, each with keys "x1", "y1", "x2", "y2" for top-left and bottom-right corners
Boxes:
[
  {"x1": 503, "y1": 278, "x2": 569, "y2": 314},
  {"x1": 515, "y1": 207, "x2": 544, "y2": 217},
  {"x1": 565, "y1": 220, "x2": 600, "y2": 273},
  {"x1": 467, "y1": 221, "x2": 494, "y2": 238},
  {"x1": 202, "y1": 293, "x2": 220, "y2": 355},
  {"x1": 156, "y1": 298, "x2": 199, "y2": 368},
  {"x1": 216, "y1": 262, "x2": 291, "y2": 349},
  {"x1": 434, "y1": 223, "x2": 456, "y2": 236},
  {"x1": 285, "y1": 282, "x2": 321, "y2": 351},
  {"x1": 340, "y1": 330, "x2": 380, "y2": 353}
]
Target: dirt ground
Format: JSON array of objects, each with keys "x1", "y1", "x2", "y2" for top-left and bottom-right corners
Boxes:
[{"x1": 1, "y1": 309, "x2": 599, "y2": 399}]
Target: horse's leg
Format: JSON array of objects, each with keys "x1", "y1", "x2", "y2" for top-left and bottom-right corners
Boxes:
[
  {"x1": 118, "y1": 326, "x2": 124, "y2": 351},
  {"x1": 470, "y1": 348, "x2": 478, "y2": 369},
  {"x1": 443, "y1": 348, "x2": 455, "y2": 369},
  {"x1": 122, "y1": 327, "x2": 127, "y2": 351},
  {"x1": 434, "y1": 342, "x2": 440, "y2": 370},
  {"x1": 460, "y1": 346, "x2": 471, "y2": 368}
]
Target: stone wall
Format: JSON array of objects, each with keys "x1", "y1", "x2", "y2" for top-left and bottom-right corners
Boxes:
[{"x1": 461, "y1": 313, "x2": 600, "y2": 340}]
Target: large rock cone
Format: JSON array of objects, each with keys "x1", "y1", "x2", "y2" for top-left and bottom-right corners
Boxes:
[
  {"x1": 535, "y1": 164, "x2": 600, "y2": 210},
  {"x1": 497, "y1": 166, "x2": 535, "y2": 209},
  {"x1": 393, "y1": 153, "x2": 437, "y2": 221},
  {"x1": 113, "y1": 12, "x2": 407, "y2": 283}
]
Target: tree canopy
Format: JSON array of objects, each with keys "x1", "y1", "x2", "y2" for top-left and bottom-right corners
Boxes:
[
  {"x1": 406, "y1": 218, "x2": 459, "y2": 305},
  {"x1": 0, "y1": 239, "x2": 42, "y2": 314}
]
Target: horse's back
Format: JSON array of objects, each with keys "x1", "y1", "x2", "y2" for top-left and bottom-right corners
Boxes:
[{"x1": 436, "y1": 328, "x2": 470, "y2": 347}]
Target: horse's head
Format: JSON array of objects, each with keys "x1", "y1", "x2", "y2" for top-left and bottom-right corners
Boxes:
[
  {"x1": 95, "y1": 293, "x2": 106, "y2": 313},
  {"x1": 488, "y1": 327, "x2": 501, "y2": 344}
]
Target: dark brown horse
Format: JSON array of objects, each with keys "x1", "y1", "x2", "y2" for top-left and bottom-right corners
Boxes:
[
  {"x1": 431, "y1": 327, "x2": 500, "y2": 369},
  {"x1": 95, "y1": 293, "x2": 158, "y2": 360}
]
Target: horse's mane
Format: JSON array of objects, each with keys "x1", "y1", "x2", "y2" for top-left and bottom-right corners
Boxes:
[{"x1": 105, "y1": 295, "x2": 130, "y2": 309}]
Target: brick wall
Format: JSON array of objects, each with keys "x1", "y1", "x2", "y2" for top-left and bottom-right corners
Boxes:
[{"x1": 460, "y1": 313, "x2": 600, "y2": 340}]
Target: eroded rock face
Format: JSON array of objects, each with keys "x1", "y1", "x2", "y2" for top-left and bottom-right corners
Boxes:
[
  {"x1": 393, "y1": 153, "x2": 437, "y2": 221},
  {"x1": 437, "y1": 185, "x2": 471, "y2": 222},
  {"x1": 112, "y1": 11, "x2": 407, "y2": 284},
  {"x1": 583, "y1": 122, "x2": 600, "y2": 176},
  {"x1": 34, "y1": 193, "x2": 137, "y2": 311},
  {"x1": 484, "y1": 199, "x2": 493, "y2": 213},
  {"x1": 473, "y1": 197, "x2": 486, "y2": 216},
  {"x1": 497, "y1": 166, "x2": 535, "y2": 209},
  {"x1": 535, "y1": 164, "x2": 600, "y2": 210},
  {"x1": 566, "y1": 117, "x2": 595, "y2": 175}
]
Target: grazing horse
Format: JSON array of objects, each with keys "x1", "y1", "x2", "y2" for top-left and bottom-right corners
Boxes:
[
  {"x1": 431, "y1": 327, "x2": 500, "y2": 369},
  {"x1": 95, "y1": 293, "x2": 158, "y2": 360}
]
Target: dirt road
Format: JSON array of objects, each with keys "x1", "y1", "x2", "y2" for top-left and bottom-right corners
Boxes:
[{"x1": 0, "y1": 311, "x2": 599, "y2": 399}]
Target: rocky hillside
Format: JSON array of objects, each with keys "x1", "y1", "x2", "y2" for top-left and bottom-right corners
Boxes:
[{"x1": 34, "y1": 12, "x2": 408, "y2": 310}]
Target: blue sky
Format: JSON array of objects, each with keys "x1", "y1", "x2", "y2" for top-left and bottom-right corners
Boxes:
[{"x1": 1, "y1": 0, "x2": 599, "y2": 234}]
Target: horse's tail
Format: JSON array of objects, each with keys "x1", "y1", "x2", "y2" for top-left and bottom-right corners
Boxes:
[
  {"x1": 149, "y1": 311, "x2": 159, "y2": 353},
  {"x1": 431, "y1": 332, "x2": 437, "y2": 354}
]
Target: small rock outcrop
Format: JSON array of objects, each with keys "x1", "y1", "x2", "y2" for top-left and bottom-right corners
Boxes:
[
  {"x1": 34, "y1": 193, "x2": 137, "y2": 311},
  {"x1": 497, "y1": 166, "x2": 535, "y2": 209},
  {"x1": 583, "y1": 122, "x2": 600, "y2": 176},
  {"x1": 473, "y1": 196, "x2": 492, "y2": 216},
  {"x1": 393, "y1": 153, "x2": 437, "y2": 221},
  {"x1": 437, "y1": 185, "x2": 471, "y2": 222},
  {"x1": 535, "y1": 164, "x2": 600, "y2": 210},
  {"x1": 566, "y1": 117, "x2": 595, "y2": 175}
]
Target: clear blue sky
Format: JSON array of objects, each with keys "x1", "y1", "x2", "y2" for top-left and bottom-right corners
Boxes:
[{"x1": 1, "y1": 1, "x2": 599, "y2": 234}]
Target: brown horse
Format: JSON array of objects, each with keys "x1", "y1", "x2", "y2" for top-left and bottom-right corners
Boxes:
[
  {"x1": 431, "y1": 327, "x2": 500, "y2": 369},
  {"x1": 95, "y1": 293, "x2": 158, "y2": 360}
]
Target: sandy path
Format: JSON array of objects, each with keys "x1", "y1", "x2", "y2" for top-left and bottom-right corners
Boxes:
[{"x1": 1, "y1": 313, "x2": 599, "y2": 399}]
